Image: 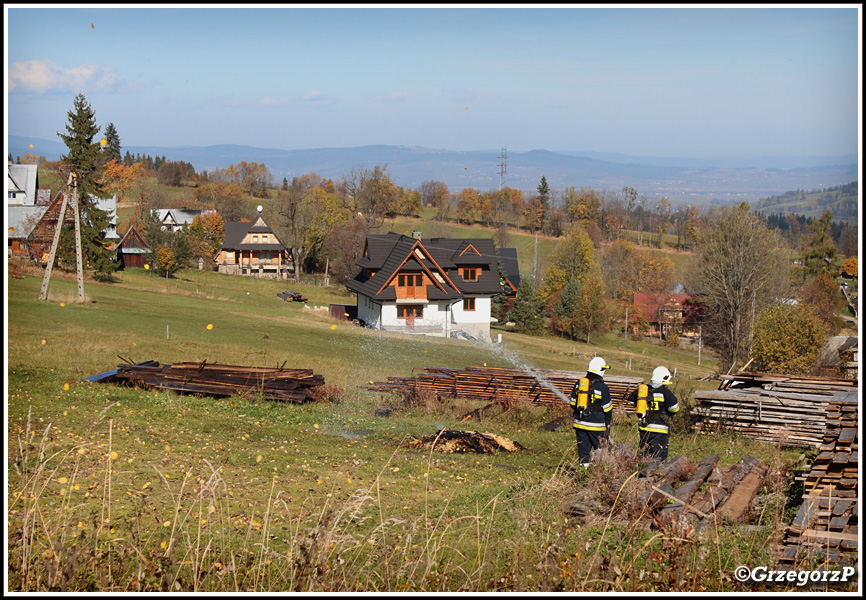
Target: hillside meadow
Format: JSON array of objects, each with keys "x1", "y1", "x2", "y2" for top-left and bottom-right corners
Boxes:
[{"x1": 7, "y1": 261, "x2": 830, "y2": 593}]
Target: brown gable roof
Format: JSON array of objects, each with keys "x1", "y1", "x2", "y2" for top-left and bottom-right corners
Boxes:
[{"x1": 346, "y1": 233, "x2": 505, "y2": 300}]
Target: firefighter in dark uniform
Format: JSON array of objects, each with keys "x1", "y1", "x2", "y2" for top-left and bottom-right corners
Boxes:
[
  {"x1": 627, "y1": 366, "x2": 680, "y2": 461},
  {"x1": 570, "y1": 357, "x2": 613, "y2": 466}
]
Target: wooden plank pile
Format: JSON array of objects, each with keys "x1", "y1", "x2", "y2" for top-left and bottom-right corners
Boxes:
[
  {"x1": 277, "y1": 290, "x2": 308, "y2": 302},
  {"x1": 692, "y1": 372, "x2": 858, "y2": 448},
  {"x1": 362, "y1": 365, "x2": 644, "y2": 411},
  {"x1": 85, "y1": 360, "x2": 325, "y2": 403},
  {"x1": 777, "y1": 390, "x2": 858, "y2": 568}
]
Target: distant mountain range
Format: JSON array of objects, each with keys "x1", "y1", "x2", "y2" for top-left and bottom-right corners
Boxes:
[{"x1": 9, "y1": 135, "x2": 857, "y2": 206}]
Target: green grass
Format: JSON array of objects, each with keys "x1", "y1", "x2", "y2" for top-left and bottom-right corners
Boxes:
[{"x1": 7, "y1": 261, "x2": 833, "y2": 592}]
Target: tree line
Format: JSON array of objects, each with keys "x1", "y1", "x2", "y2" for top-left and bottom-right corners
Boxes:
[{"x1": 44, "y1": 93, "x2": 858, "y2": 378}]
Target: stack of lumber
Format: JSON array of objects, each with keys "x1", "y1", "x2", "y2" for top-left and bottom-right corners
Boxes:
[
  {"x1": 84, "y1": 360, "x2": 324, "y2": 403},
  {"x1": 692, "y1": 372, "x2": 858, "y2": 448},
  {"x1": 777, "y1": 390, "x2": 858, "y2": 568},
  {"x1": 277, "y1": 290, "x2": 308, "y2": 302},
  {"x1": 362, "y1": 365, "x2": 644, "y2": 410}
]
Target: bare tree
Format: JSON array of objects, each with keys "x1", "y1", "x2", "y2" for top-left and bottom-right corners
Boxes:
[
  {"x1": 338, "y1": 165, "x2": 397, "y2": 231},
  {"x1": 688, "y1": 203, "x2": 789, "y2": 373}
]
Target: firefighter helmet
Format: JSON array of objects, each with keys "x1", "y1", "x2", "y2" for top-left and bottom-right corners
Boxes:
[
  {"x1": 651, "y1": 366, "x2": 673, "y2": 386},
  {"x1": 588, "y1": 356, "x2": 610, "y2": 376}
]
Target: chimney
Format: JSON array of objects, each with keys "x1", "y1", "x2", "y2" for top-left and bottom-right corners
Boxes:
[{"x1": 412, "y1": 231, "x2": 422, "y2": 240}]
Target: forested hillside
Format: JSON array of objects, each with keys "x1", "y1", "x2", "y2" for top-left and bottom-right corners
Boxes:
[{"x1": 752, "y1": 182, "x2": 857, "y2": 224}]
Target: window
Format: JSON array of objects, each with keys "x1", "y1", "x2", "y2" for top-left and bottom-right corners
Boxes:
[
  {"x1": 462, "y1": 268, "x2": 478, "y2": 281},
  {"x1": 397, "y1": 305, "x2": 423, "y2": 318},
  {"x1": 262, "y1": 235, "x2": 268, "y2": 243},
  {"x1": 253, "y1": 235, "x2": 258, "y2": 242},
  {"x1": 398, "y1": 274, "x2": 423, "y2": 287},
  {"x1": 463, "y1": 298, "x2": 476, "y2": 311},
  {"x1": 227, "y1": 251, "x2": 234, "y2": 259}
]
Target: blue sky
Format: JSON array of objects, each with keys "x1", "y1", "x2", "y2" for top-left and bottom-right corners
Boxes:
[{"x1": 4, "y1": 4, "x2": 861, "y2": 158}]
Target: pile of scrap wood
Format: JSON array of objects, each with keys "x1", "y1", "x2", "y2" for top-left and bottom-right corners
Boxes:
[
  {"x1": 692, "y1": 372, "x2": 858, "y2": 448},
  {"x1": 564, "y1": 449, "x2": 770, "y2": 530},
  {"x1": 777, "y1": 390, "x2": 858, "y2": 568},
  {"x1": 363, "y1": 366, "x2": 643, "y2": 411},
  {"x1": 84, "y1": 360, "x2": 324, "y2": 403},
  {"x1": 277, "y1": 290, "x2": 308, "y2": 302},
  {"x1": 405, "y1": 428, "x2": 524, "y2": 453},
  {"x1": 636, "y1": 453, "x2": 768, "y2": 530}
]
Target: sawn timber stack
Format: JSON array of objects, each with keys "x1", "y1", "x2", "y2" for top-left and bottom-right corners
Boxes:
[
  {"x1": 363, "y1": 365, "x2": 643, "y2": 410},
  {"x1": 692, "y1": 372, "x2": 858, "y2": 448},
  {"x1": 777, "y1": 390, "x2": 858, "y2": 568},
  {"x1": 84, "y1": 360, "x2": 325, "y2": 403}
]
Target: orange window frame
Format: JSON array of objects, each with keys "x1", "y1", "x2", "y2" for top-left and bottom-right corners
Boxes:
[
  {"x1": 461, "y1": 267, "x2": 479, "y2": 281},
  {"x1": 397, "y1": 305, "x2": 423, "y2": 318}
]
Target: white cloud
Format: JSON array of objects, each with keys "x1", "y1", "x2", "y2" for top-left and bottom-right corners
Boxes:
[
  {"x1": 8, "y1": 59, "x2": 136, "y2": 93},
  {"x1": 299, "y1": 90, "x2": 328, "y2": 102},
  {"x1": 384, "y1": 91, "x2": 412, "y2": 102}
]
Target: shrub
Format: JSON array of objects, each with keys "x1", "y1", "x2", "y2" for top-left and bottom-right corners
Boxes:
[{"x1": 751, "y1": 303, "x2": 825, "y2": 375}]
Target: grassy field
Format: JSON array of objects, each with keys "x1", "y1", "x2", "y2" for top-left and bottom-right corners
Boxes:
[{"x1": 6, "y1": 260, "x2": 838, "y2": 592}]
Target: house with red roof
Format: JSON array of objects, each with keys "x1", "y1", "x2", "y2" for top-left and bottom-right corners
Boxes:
[{"x1": 631, "y1": 292, "x2": 702, "y2": 339}]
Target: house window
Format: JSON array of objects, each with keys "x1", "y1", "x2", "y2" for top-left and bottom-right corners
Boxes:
[
  {"x1": 226, "y1": 251, "x2": 234, "y2": 259},
  {"x1": 253, "y1": 235, "x2": 258, "y2": 243},
  {"x1": 398, "y1": 274, "x2": 423, "y2": 287},
  {"x1": 397, "y1": 305, "x2": 423, "y2": 318},
  {"x1": 463, "y1": 298, "x2": 476, "y2": 311},
  {"x1": 461, "y1": 267, "x2": 479, "y2": 281}
]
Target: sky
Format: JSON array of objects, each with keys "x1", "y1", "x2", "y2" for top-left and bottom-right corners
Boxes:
[{"x1": 4, "y1": 4, "x2": 862, "y2": 159}]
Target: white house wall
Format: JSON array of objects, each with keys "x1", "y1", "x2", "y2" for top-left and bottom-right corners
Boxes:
[
  {"x1": 450, "y1": 296, "x2": 492, "y2": 342},
  {"x1": 357, "y1": 296, "x2": 382, "y2": 329}
]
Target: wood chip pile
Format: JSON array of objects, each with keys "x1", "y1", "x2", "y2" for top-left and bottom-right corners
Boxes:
[
  {"x1": 363, "y1": 365, "x2": 644, "y2": 411},
  {"x1": 405, "y1": 428, "x2": 525, "y2": 453},
  {"x1": 692, "y1": 372, "x2": 858, "y2": 448},
  {"x1": 777, "y1": 390, "x2": 858, "y2": 568},
  {"x1": 84, "y1": 360, "x2": 325, "y2": 403}
]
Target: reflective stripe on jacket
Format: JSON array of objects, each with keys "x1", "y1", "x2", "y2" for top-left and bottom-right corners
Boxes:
[{"x1": 572, "y1": 379, "x2": 612, "y2": 431}]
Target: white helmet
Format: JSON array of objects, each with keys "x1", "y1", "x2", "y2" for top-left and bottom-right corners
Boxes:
[
  {"x1": 651, "y1": 366, "x2": 673, "y2": 386},
  {"x1": 588, "y1": 357, "x2": 610, "y2": 376}
]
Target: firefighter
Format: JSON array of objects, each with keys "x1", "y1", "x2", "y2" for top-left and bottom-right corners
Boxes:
[
  {"x1": 627, "y1": 366, "x2": 680, "y2": 461},
  {"x1": 570, "y1": 356, "x2": 613, "y2": 466}
]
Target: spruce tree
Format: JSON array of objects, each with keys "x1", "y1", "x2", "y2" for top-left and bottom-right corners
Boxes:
[
  {"x1": 57, "y1": 93, "x2": 118, "y2": 280},
  {"x1": 101, "y1": 122, "x2": 122, "y2": 164},
  {"x1": 552, "y1": 277, "x2": 581, "y2": 340},
  {"x1": 508, "y1": 278, "x2": 545, "y2": 335}
]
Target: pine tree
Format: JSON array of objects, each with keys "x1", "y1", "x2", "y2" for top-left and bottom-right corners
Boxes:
[{"x1": 57, "y1": 93, "x2": 118, "y2": 280}]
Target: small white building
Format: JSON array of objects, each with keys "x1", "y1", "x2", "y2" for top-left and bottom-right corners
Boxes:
[
  {"x1": 154, "y1": 208, "x2": 217, "y2": 232},
  {"x1": 346, "y1": 232, "x2": 515, "y2": 343}
]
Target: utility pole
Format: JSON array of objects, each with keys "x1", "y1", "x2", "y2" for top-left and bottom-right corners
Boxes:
[
  {"x1": 39, "y1": 172, "x2": 84, "y2": 302},
  {"x1": 498, "y1": 147, "x2": 507, "y2": 190}
]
